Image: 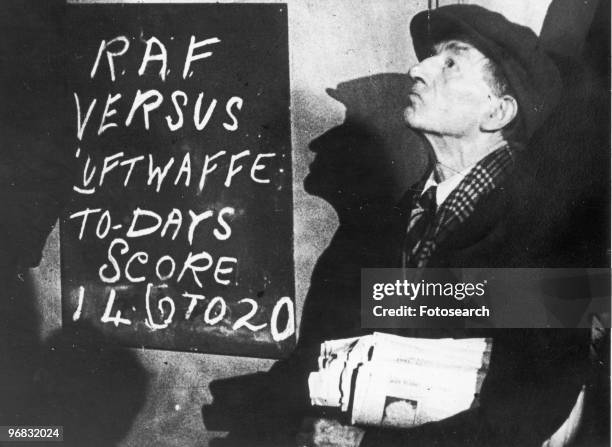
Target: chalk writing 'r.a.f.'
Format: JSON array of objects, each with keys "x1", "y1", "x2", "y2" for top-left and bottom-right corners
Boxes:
[{"x1": 90, "y1": 35, "x2": 220, "y2": 81}]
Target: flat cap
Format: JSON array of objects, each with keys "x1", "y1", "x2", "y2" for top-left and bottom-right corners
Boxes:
[{"x1": 410, "y1": 5, "x2": 561, "y2": 139}]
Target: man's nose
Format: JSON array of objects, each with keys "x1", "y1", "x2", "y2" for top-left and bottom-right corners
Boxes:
[{"x1": 408, "y1": 56, "x2": 436, "y2": 85}]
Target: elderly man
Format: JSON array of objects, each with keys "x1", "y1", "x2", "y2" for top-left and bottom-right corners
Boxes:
[
  {"x1": 397, "y1": 4, "x2": 554, "y2": 270},
  {"x1": 302, "y1": 4, "x2": 591, "y2": 447}
]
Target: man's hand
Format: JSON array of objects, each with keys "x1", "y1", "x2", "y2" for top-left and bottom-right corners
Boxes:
[{"x1": 296, "y1": 418, "x2": 365, "y2": 447}]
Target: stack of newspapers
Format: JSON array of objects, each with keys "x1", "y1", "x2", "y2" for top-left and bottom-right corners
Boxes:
[{"x1": 308, "y1": 332, "x2": 491, "y2": 428}]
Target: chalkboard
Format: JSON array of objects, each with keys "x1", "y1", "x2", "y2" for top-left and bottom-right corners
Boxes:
[{"x1": 60, "y1": 4, "x2": 295, "y2": 358}]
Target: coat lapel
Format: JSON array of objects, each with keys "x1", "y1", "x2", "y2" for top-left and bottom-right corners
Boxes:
[{"x1": 404, "y1": 145, "x2": 516, "y2": 267}]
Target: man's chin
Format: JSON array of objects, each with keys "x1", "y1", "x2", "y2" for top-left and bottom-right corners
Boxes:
[{"x1": 403, "y1": 109, "x2": 423, "y2": 130}]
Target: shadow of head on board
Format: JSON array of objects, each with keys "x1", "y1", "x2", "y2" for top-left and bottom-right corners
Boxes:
[{"x1": 304, "y1": 72, "x2": 430, "y2": 227}]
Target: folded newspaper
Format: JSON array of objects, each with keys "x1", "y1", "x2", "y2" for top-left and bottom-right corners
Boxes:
[{"x1": 308, "y1": 332, "x2": 492, "y2": 428}]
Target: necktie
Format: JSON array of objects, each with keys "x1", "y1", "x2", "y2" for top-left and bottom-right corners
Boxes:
[{"x1": 403, "y1": 185, "x2": 437, "y2": 267}]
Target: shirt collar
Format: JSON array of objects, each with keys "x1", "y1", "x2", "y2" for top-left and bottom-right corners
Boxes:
[
  {"x1": 421, "y1": 141, "x2": 509, "y2": 207},
  {"x1": 421, "y1": 166, "x2": 471, "y2": 207}
]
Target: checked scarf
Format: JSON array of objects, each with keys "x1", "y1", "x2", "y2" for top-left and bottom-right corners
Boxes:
[{"x1": 403, "y1": 144, "x2": 516, "y2": 268}]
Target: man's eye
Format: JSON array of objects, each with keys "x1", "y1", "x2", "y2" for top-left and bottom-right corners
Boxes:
[{"x1": 445, "y1": 58, "x2": 456, "y2": 68}]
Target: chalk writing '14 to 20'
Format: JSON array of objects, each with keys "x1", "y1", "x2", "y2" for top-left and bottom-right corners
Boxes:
[{"x1": 73, "y1": 284, "x2": 295, "y2": 343}]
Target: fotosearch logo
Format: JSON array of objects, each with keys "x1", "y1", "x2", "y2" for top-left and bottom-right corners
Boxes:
[{"x1": 371, "y1": 280, "x2": 487, "y2": 301}]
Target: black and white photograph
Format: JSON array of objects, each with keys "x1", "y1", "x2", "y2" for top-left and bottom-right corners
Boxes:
[{"x1": 0, "y1": 0, "x2": 609, "y2": 446}]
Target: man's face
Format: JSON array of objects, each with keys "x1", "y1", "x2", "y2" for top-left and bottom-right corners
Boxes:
[{"x1": 404, "y1": 40, "x2": 495, "y2": 137}]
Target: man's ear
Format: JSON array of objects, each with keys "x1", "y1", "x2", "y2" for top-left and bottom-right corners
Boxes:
[{"x1": 481, "y1": 95, "x2": 518, "y2": 132}]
